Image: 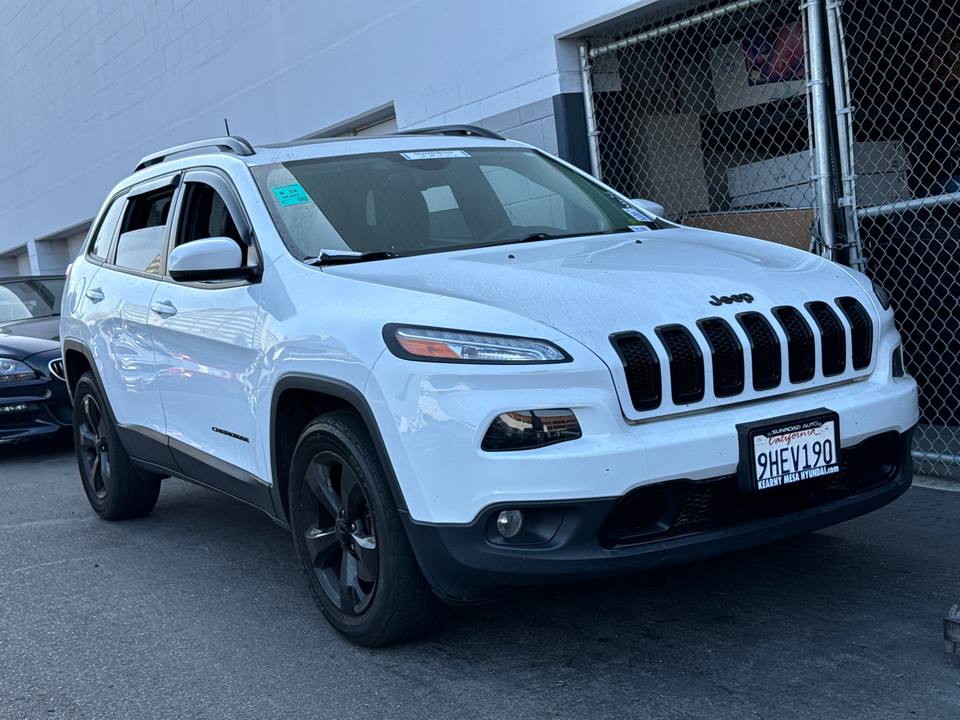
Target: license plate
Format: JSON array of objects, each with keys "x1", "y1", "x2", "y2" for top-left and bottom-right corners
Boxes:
[{"x1": 737, "y1": 409, "x2": 841, "y2": 492}]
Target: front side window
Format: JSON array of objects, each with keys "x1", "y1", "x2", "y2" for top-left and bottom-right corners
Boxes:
[
  {"x1": 114, "y1": 187, "x2": 175, "y2": 274},
  {"x1": 251, "y1": 148, "x2": 657, "y2": 260},
  {"x1": 175, "y1": 182, "x2": 253, "y2": 265}
]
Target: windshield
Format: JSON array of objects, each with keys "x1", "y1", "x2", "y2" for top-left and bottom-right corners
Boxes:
[
  {"x1": 251, "y1": 147, "x2": 656, "y2": 259},
  {"x1": 0, "y1": 278, "x2": 65, "y2": 323}
]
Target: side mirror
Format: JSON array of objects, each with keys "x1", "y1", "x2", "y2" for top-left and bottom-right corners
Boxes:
[
  {"x1": 168, "y1": 237, "x2": 256, "y2": 282},
  {"x1": 630, "y1": 199, "x2": 665, "y2": 218}
]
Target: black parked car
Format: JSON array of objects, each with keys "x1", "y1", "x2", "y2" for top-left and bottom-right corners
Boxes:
[{"x1": 0, "y1": 276, "x2": 71, "y2": 443}]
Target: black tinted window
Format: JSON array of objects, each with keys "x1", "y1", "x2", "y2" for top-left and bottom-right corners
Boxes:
[
  {"x1": 175, "y1": 182, "x2": 250, "y2": 265},
  {"x1": 114, "y1": 188, "x2": 174, "y2": 274},
  {"x1": 89, "y1": 196, "x2": 125, "y2": 259}
]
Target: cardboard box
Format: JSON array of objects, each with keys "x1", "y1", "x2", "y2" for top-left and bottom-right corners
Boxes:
[
  {"x1": 685, "y1": 208, "x2": 814, "y2": 251},
  {"x1": 631, "y1": 113, "x2": 711, "y2": 216},
  {"x1": 726, "y1": 141, "x2": 912, "y2": 209}
]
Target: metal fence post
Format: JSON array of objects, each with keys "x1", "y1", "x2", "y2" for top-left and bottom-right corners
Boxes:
[
  {"x1": 825, "y1": 0, "x2": 865, "y2": 270},
  {"x1": 803, "y1": 0, "x2": 839, "y2": 260},
  {"x1": 579, "y1": 40, "x2": 602, "y2": 180}
]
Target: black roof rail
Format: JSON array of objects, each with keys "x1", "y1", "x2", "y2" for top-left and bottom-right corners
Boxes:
[
  {"x1": 135, "y1": 136, "x2": 255, "y2": 172},
  {"x1": 396, "y1": 124, "x2": 505, "y2": 141}
]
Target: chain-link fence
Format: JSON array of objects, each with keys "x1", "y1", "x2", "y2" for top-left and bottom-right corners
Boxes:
[
  {"x1": 837, "y1": 0, "x2": 960, "y2": 479},
  {"x1": 580, "y1": 0, "x2": 821, "y2": 253},
  {"x1": 579, "y1": 0, "x2": 960, "y2": 479}
]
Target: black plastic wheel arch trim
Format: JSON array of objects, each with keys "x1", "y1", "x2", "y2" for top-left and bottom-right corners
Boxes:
[{"x1": 269, "y1": 374, "x2": 411, "y2": 525}]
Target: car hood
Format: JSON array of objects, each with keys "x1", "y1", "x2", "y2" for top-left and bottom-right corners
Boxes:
[
  {"x1": 0, "y1": 334, "x2": 60, "y2": 362},
  {"x1": 323, "y1": 229, "x2": 866, "y2": 342},
  {"x1": 0, "y1": 315, "x2": 60, "y2": 341}
]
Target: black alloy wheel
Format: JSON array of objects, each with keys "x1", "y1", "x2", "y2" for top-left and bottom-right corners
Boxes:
[
  {"x1": 72, "y1": 372, "x2": 161, "y2": 520},
  {"x1": 77, "y1": 392, "x2": 110, "y2": 500},
  {"x1": 289, "y1": 410, "x2": 443, "y2": 647},
  {"x1": 302, "y1": 449, "x2": 380, "y2": 616}
]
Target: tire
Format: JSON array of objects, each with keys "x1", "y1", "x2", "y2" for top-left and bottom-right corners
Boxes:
[
  {"x1": 289, "y1": 410, "x2": 443, "y2": 647},
  {"x1": 72, "y1": 372, "x2": 161, "y2": 520}
]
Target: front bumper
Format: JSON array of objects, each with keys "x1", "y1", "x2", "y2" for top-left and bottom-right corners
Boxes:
[
  {"x1": 0, "y1": 376, "x2": 72, "y2": 444},
  {"x1": 404, "y1": 427, "x2": 914, "y2": 601}
]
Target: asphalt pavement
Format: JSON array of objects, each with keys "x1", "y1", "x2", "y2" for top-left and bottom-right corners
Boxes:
[{"x1": 2, "y1": 434, "x2": 958, "y2": 719}]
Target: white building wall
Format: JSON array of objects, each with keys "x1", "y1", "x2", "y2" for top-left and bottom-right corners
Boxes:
[{"x1": 0, "y1": 0, "x2": 659, "y2": 273}]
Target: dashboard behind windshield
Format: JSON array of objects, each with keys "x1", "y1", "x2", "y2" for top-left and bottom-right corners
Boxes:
[{"x1": 251, "y1": 147, "x2": 656, "y2": 259}]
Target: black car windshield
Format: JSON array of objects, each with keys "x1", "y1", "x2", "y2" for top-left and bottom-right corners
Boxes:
[
  {"x1": 251, "y1": 147, "x2": 656, "y2": 260},
  {"x1": 0, "y1": 278, "x2": 65, "y2": 323}
]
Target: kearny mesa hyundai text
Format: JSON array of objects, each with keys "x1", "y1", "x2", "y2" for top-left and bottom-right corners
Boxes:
[{"x1": 61, "y1": 128, "x2": 918, "y2": 646}]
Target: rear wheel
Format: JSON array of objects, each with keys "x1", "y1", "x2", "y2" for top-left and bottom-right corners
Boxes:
[
  {"x1": 289, "y1": 410, "x2": 443, "y2": 647},
  {"x1": 73, "y1": 372, "x2": 161, "y2": 519}
]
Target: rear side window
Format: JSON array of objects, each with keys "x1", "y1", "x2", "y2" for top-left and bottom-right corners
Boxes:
[
  {"x1": 88, "y1": 196, "x2": 125, "y2": 259},
  {"x1": 114, "y1": 188, "x2": 175, "y2": 274}
]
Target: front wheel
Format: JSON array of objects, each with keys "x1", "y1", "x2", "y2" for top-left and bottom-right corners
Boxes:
[
  {"x1": 72, "y1": 372, "x2": 161, "y2": 520},
  {"x1": 289, "y1": 410, "x2": 443, "y2": 647}
]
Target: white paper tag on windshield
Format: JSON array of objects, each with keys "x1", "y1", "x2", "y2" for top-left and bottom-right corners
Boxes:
[
  {"x1": 629, "y1": 225, "x2": 652, "y2": 232},
  {"x1": 400, "y1": 150, "x2": 471, "y2": 160},
  {"x1": 623, "y1": 207, "x2": 649, "y2": 221}
]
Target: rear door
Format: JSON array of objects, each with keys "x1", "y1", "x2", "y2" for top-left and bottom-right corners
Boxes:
[{"x1": 90, "y1": 174, "x2": 178, "y2": 466}]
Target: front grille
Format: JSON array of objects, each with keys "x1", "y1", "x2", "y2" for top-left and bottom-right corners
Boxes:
[
  {"x1": 773, "y1": 306, "x2": 816, "y2": 383},
  {"x1": 0, "y1": 411, "x2": 39, "y2": 429},
  {"x1": 48, "y1": 358, "x2": 66, "y2": 381},
  {"x1": 602, "y1": 432, "x2": 903, "y2": 548},
  {"x1": 612, "y1": 333, "x2": 661, "y2": 410},
  {"x1": 836, "y1": 297, "x2": 873, "y2": 370},
  {"x1": 698, "y1": 318, "x2": 744, "y2": 397},
  {"x1": 807, "y1": 301, "x2": 846, "y2": 376},
  {"x1": 737, "y1": 312, "x2": 781, "y2": 390},
  {"x1": 656, "y1": 325, "x2": 704, "y2": 405},
  {"x1": 613, "y1": 298, "x2": 873, "y2": 412}
]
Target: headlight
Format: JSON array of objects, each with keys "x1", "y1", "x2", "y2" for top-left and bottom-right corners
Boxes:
[
  {"x1": 871, "y1": 280, "x2": 892, "y2": 310},
  {"x1": 384, "y1": 325, "x2": 569, "y2": 363},
  {"x1": 0, "y1": 358, "x2": 36, "y2": 383}
]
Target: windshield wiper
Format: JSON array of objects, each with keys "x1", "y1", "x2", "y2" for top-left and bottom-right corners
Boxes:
[
  {"x1": 312, "y1": 250, "x2": 398, "y2": 266},
  {"x1": 512, "y1": 228, "x2": 644, "y2": 244}
]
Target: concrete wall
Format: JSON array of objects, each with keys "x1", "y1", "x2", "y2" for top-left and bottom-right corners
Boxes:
[{"x1": 0, "y1": 0, "x2": 659, "y2": 274}]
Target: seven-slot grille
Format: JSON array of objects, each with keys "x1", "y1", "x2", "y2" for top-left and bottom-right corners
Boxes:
[{"x1": 612, "y1": 298, "x2": 873, "y2": 411}]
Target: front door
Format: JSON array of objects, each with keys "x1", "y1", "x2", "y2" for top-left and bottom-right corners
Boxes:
[{"x1": 149, "y1": 170, "x2": 267, "y2": 492}]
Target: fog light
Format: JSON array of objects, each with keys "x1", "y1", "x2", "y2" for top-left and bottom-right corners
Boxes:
[
  {"x1": 1, "y1": 403, "x2": 28, "y2": 413},
  {"x1": 497, "y1": 510, "x2": 524, "y2": 539},
  {"x1": 481, "y1": 408, "x2": 581, "y2": 451}
]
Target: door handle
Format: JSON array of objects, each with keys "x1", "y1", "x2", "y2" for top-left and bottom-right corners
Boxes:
[
  {"x1": 85, "y1": 288, "x2": 104, "y2": 302},
  {"x1": 150, "y1": 301, "x2": 178, "y2": 317}
]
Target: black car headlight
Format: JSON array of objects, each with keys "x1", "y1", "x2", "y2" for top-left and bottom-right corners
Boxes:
[{"x1": 0, "y1": 358, "x2": 36, "y2": 383}]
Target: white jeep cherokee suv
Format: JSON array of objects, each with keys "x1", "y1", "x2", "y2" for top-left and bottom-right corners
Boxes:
[{"x1": 61, "y1": 128, "x2": 918, "y2": 646}]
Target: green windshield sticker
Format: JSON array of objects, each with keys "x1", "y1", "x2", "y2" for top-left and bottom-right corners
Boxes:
[{"x1": 272, "y1": 183, "x2": 311, "y2": 207}]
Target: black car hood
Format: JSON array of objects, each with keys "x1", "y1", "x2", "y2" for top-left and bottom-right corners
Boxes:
[
  {"x1": 0, "y1": 315, "x2": 60, "y2": 341},
  {"x1": 0, "y1": 334, "x2": 60, "y2": 362}
]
